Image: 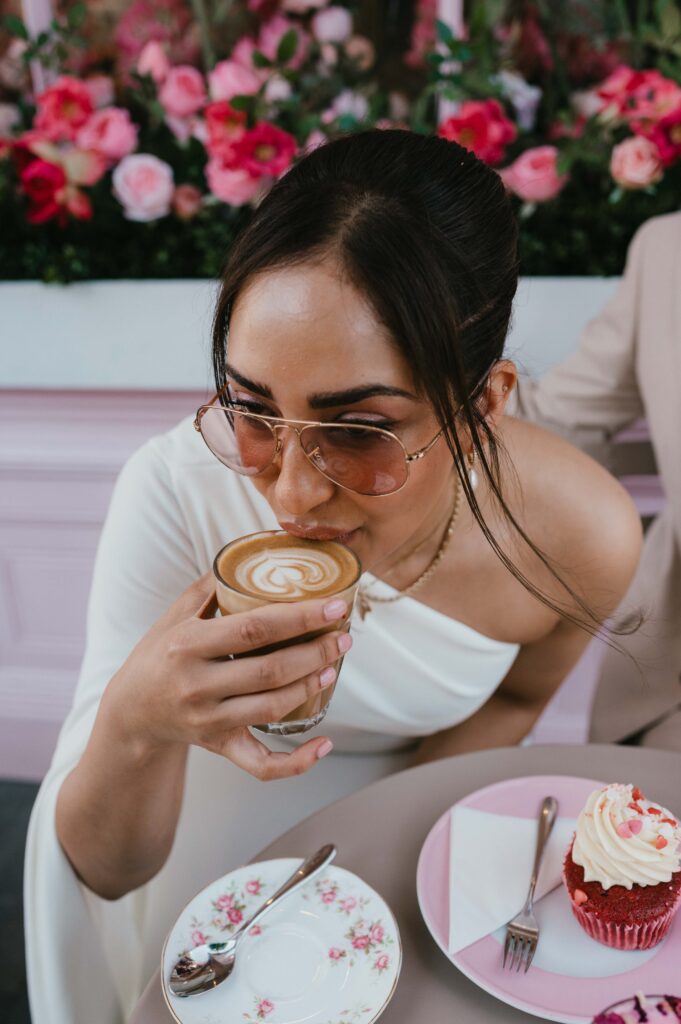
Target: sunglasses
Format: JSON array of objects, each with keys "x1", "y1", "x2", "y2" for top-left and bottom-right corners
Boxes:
[{"x1": 194, "y1": 384, "x2": 443, "y2": 497}]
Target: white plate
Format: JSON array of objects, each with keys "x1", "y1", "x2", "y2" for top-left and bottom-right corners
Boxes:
[{"x1": 162, "y1": 858, "x2": 402, "y2": 1024}]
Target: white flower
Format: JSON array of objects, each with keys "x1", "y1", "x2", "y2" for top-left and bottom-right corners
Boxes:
[{"x1": 495, "y1": 70, "x2": 542, "y2": 131}]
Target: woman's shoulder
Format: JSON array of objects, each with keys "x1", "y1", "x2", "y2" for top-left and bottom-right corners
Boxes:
[{"x1": 501, "y1": 416, "x2": 643, "y2": 607}]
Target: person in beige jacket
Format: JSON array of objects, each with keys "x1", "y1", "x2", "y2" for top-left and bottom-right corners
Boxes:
[{"x1": 515, "y1": 211, "x2": 681, "y2": 751}]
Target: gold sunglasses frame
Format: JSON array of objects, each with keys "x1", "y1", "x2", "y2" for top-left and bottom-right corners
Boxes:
[{"x1": 193, "y1": 384, "x2": 443, "y2": 497}]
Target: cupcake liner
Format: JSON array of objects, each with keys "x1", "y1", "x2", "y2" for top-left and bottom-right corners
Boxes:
[{"x1": 563, "y1": 864, "x2": 681, "y2": 951}]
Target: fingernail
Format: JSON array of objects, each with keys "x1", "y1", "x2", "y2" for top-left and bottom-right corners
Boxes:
[
  {"x1": 338, "y1": 632, "x2": 353, "y2": 654},
  {"x1": 316, "y1": 739, "x2": 334, "y2": 759},
  {"x1": 319, "y1": 667, "x2": 336, "y2": 688},
  {"x1": 323, "y1": 599, "x2": 347, "y2": 621}
]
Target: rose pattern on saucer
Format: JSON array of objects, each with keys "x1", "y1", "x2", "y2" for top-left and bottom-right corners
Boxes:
[
  {"x1": 164, "y1": 860, "x2": 401, "y2": 1024},
  {"x1": 174, "y1": 877, "x2": 271, "y2": 960},
  {"x1": 243, "y1": 996, "x2": 275, "y2": 1020}
]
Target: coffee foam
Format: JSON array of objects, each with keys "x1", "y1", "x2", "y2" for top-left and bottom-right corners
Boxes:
[
  {"x1": 236, "y1": 547, "x2": 342, "y2": 599},
  {"x1": 217, "y1": 533, "x2": 359, "y2": 601}
]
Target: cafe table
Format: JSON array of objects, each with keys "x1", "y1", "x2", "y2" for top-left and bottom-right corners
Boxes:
[{"x1": 129, "y1": 743, "x2": 681, "y2": 1024}]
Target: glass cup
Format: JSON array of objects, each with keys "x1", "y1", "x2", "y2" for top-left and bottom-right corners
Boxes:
[{"x1": 213, "y1": 530, "x2": 361, "y2": 735}]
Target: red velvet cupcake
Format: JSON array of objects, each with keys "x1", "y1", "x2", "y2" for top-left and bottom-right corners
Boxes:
[{"x1": 563, "y1": 783, "x2": 681, "y2": 950}]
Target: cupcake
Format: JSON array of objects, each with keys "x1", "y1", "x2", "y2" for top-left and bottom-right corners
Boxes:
[
  {"x1": 563, "y1": 783, "x2": 681, "y2": 950},
  {"x1": 593, "y1": 993, "x2": 681, "y2": 1022}
]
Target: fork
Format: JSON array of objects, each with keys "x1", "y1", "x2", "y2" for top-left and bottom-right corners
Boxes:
[{"x1": 502, "y1": 795, "x2": 558, "y2": 973}]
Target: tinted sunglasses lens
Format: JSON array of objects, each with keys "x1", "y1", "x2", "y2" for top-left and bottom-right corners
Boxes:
[
  {"x1": 199, "y1": 407, "x2": 276, "y2": 475},
  {"x1": 301, "y1": 424, "x2": 407, "y2": 496}
]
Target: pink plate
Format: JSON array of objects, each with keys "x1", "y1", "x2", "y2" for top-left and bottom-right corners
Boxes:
[{"x1": 416, "y1": 775, "x2": 681, "y2": 1024}]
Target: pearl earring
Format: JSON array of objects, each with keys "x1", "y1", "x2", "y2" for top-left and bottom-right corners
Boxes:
[{"x1": 467, "y1": 450, "x2": 478, "y2": 490}]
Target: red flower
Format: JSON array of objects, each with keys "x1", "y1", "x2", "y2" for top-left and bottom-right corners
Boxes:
[
  {"x1": 19, "y1": 154, "x2": 95, "y2": 225},
  {"x1": 20, "y1": 159, "x2": 67, "y2": 223},
  {"x1": 637, "y1": 105, "x2": 681, "y2": 167},
  {"x1": 34, "y1": 76, "x2": 94, "y2": 142},
  {"x1": 438, "y1": 99, "x2": 517, "y2": 166},
  {"x1": 204, "y1": 101, "x2": 247, "y2": 159},
  {"x1": 351, "y1": 933, "x2": 370, "y2": 950},
  {"x1": 227, "y1": 907, "x2": 243, "y2": 925},
  {"x1": 229, "y1": 122, "x2": 297, "y2": 179}
]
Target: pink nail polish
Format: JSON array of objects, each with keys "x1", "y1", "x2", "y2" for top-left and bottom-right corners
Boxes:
[
  {"x1": 323, "y1": 599, "x2": 347, "y2": 621},
  {"x1": 338, "y1": 632, "x2": 353, "y2": 654},
  {"x1": 320, "y1": 667, "x2": 336, "y2": 688},
  {"x1": 316, "y1": 739, "x2": 333, "y2": 759}
]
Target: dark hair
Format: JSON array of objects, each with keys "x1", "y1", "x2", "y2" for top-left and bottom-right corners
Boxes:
[{"x1": 211, "y1": 129, "x2": 627, "y2": 639}]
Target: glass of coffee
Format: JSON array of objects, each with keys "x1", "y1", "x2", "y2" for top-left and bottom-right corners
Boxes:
[{"x1": 213, "y1": 530, "x2": 361, "y2": 735}]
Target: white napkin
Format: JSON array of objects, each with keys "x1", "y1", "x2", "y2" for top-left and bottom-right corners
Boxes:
[{"x1": 448, "y1": 806, "x2": 577, "y2": 954}]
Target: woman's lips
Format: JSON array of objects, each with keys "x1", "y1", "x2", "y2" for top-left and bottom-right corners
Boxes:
[{"x1": 279, "y1": 522, "x2": 360, "y2": 543}]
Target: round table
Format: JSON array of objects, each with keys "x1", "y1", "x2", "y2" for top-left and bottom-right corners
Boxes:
[{"x1": 128, "y1": 743, "x2": 681, "y2": 1024}]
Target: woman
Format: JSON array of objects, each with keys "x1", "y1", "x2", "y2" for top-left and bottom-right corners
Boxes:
[{"x1": 25, "y1": 130, "x2": 642, "y2": 1023}]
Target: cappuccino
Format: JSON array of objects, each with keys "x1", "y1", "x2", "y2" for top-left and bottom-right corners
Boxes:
[{"x1": 213, "y1": 531, "x2": 361, "y2": 735}]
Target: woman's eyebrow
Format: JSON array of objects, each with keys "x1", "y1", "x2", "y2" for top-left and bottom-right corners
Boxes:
[{"x1": 226, "y1": 363, "x2": 417, "y2": 407}]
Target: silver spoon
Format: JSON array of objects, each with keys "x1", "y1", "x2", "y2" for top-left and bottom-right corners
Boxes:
[{"x1": 168, "y1": 843, "x2": 336, "y2": 998}]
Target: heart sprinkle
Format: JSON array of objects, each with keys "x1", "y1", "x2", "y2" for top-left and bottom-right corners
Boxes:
[
  {"x1": 647, "y1": 806, "x2": 662, "y2": 815},
  {"x1": 628, "y1": 819, "x2": 643, "y2": 835},
  {"x1": 573, "y1": 889, "x2": 588, "y2": 906},
  {"x1": 616, "y1": 821, "x2": 633, "y2": 838},
  {"x1": 655, "y1": 835, "x2": 668, "y2": 850}
]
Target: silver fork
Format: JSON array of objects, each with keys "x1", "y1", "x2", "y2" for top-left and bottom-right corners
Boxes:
[{"x1": 502, "y1": 795, "x2": 558, "y2": 973}]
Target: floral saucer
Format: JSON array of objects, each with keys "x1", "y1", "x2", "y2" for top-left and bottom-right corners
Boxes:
[{"x1": 161, "y1": 858, "x2": 402, "y2": 1024}]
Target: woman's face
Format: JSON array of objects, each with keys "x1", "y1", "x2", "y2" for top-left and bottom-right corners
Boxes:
[{"x1": 226, "y1": 258, "x2": 460, "y2": 575}]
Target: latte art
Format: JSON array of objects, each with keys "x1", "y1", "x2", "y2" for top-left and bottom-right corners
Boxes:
[{"x1": 236, "y1": 548, "x2": 342, "y2": 598}]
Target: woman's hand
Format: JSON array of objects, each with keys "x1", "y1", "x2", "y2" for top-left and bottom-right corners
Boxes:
[{"x1": 103, "y1": 572, "x2": 351, "y2": 781}]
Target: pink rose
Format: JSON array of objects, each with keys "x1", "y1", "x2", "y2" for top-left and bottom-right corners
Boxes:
[
  {"x1": 369, "y1": 924, "x2": 384, "y2": 942},
  {"x1": 34, "y1": 76, "x2": 94, "y2": 142},
  {"x1": 159, "y1": 65, "x2": 206, "y2": 118},
  {"x1": 344, "y1": 35, "x2": 375, "y2": 70},
  {"x1": 172, "y1": 184, "x2": 202, "y2": 219},
  {"x1": 374, "y1": 953, "x2": 390, "y2": 971},
  {"x1": 610, "y1": 136, "x2": 664, "y2": 189},
  {"x1": 205, "y1": 159, "x2": 264, "y2": 204},
  {"x1": 303, "y1": 129, "x2": 327, "y2": 153},
  {"x1": 257, "y1": 998, "x2": 274, "y2": 1017},
  {"x1": 227, "y1": 906, "x2": 243, "y2": 925},
  {"x1": 191, "y1": 929, "x2": 208, "y2": 945},
  {"x1": 352, "y1": 933, "x2": 370, "y2": 950},
  {"x1": 248, "y1": 924, "x2": 262, "y2": 936},
  {"x1": 245, "y1": 879, "x2": 262, "y2": 895},
  {"x1": 77, "y1": 108, "x2": 138, "y2": 163},
  {"x1": 499, "y1": 145, "x2": 568, "y2": 202},
  {"x1": 339, "y1": 896, "x2": 357, "y2": 913},
  {"x1": 328, "y1": 947, "x2": 345, "y2": 959},
  {"x1": 231, "y1": 37, "x2": 264, "y2": 73},
  {"x1": 215, "y1": 893, "x2": 234, "y2": 911},
  {"x1": 312, "y1": 7, "x2": 353, "y2": 43},
  {"x1": 0, "y1": 39, "x2": 29, "y2": 92},
  {"x1": 83, "y1": 76, "x2": 115, "y2": 109},
  {"x1": 204, "y1": 101, "x2": 246, "y2": 158},
  {"x1": 137, "y1": 41, "x2": 170, "y2": 83},
  {"x1": 321, "y1": 889, "x2": 337, "y2": 904},
  {"x1": 112, "y1": 153, "x2": 174, "y2": 221},
  {"x1": 258, "y1": 15, "x2": 309, "y2": 69},
  {"x1": 208, "y1": 60, "x2": 261, "y2": 101}
]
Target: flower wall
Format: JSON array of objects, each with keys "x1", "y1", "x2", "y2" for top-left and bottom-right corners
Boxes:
[{"x1": 1, "y1": 0, "x2": 680, "y2": 280}]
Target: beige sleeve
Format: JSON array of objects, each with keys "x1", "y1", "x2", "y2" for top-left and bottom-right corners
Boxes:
[{"x1": 512, "y1": 225, "x2": 647, "y2": 468}]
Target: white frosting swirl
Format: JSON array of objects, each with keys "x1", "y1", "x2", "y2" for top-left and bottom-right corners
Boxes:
[
  {"x1": 235, "y1": 547, "x2": 342, "y2": 598},
  {"x1": 572, "y1": 783, "x2": 681, "y2": 889}
]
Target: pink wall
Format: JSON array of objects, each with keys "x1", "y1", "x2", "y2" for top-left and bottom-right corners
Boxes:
[{"x1": 0, "y1": 388, "x2": 206, "y2": 780}]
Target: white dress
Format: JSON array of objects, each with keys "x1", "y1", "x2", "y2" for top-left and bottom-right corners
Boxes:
[{"x1": 24, "y1": 414, "x2": 519, "y2": 1024}]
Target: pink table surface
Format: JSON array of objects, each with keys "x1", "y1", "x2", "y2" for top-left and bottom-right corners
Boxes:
[{"x1": 129, "y1": 743, "x2": 681, "y2": 1024}]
